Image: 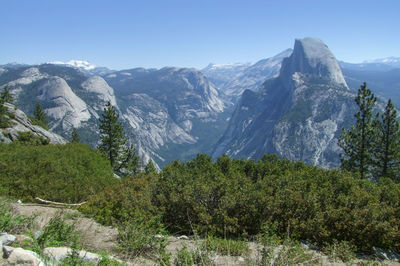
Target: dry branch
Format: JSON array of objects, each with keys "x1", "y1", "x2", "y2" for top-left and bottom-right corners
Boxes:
[{"x1": 35, "y1": 197, "x2": 87, "y2": 207}]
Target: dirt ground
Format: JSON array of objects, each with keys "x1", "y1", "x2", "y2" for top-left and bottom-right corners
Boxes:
[
  {"x1": 9, "y1": 202, "x2": 400, "y2": 266},
  {"x1": 11, "y1": 203, "x2": 118, "y2": 253}
]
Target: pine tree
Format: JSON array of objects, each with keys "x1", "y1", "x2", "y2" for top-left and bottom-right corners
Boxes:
[
  {"x1": 338, "y1": 82, "x2": 377, "y2": 179},
  {"x1": 33, "y1": 102, "x2": 48, "y2": 128},
  {"x1": 144, "y1": 160, "x2": 157, "y2": 174},
  {"x1": 98, "y1": 101, "x2": 140, "y2": 174},
  {"x1": 372, "y1": 99, "x2": 400, "y2": 180},
  {"x1": 71, "y1": 128, "x2": 81, "y2": 143},
  {"x1": 0, "y1": 86, "x2": 14, "y2": 103},
  {"x1": 0, "y1": 98, "x2": 8, "y2": 128}
]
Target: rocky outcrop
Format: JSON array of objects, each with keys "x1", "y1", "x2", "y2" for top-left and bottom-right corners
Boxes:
[
  {"x1": 81, "y1": 76, "x2": 117, "y2": 109},
  {"x1": 1, "y1": 103, "x2": 66, "y2": 144},
  {"x1": 213, "y1": 37, "x2": 357, "y2": 168},
  {"x1": 37, "y1": 77, "x2": 91, "y2": 129},
  {"x1": 43, "y1": 247, "x2": 101, "y2": 264},
  {"x1": 202, "y1": 49, "x2": 293, "y2": 100}
]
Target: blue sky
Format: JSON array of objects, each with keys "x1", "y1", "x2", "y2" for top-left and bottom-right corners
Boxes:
[{"x1": 1, "y1": 0, "x2": 399, "y2": 70}]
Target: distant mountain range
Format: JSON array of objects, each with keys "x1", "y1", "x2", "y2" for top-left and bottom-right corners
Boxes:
[
  {"x1": 0, "y1": 63, "x2": 230, "y2": 169},
  {"x1": 0, "y1": 41, "x2": 398, "y2": 169}
]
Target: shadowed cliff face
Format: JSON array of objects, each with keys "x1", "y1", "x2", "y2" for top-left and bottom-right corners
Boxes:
[{"x1": 213, "y1": 37, "x2": 357, "y2": 168}]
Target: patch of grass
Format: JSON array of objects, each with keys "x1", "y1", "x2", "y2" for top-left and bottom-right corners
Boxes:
[
  {"x1": 31, "y1": 211, "x2": 81, "y2": 253},
  {"x1": 174, "y1": 246, "x2": 212, "y2": 266},
  {"x1": 117, "y1": 218, "x2": 167, "y2": 260},
  {"x1": 322, "y1": 239, "x2": 356, "y2": 262},
  {"x1": 202, "y1": 236, "x2": 249, "y2": 256},
  {"x1": 272, "y1": 239, "x2": 319, "y2": 265},
  {"x1": 0, "y1": 198, "x2": 35, "y2": 234}
]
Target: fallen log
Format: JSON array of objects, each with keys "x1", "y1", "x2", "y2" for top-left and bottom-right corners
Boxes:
[{"x1": 35, "y1": 197, "x2": 87, "y2": 207}]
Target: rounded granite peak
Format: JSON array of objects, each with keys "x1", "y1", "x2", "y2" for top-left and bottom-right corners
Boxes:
[{"x1": 281, "y1": 37, "x2": 347, "y2": 87}]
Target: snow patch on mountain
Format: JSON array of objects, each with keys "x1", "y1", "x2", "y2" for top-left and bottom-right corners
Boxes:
[{"x1": 48, "y1": 60, "x2": 96, "y2": 70}]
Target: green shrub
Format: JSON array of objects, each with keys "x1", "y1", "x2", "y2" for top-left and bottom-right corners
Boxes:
[
  {"x1": 153, "y1": 154, "x2": 400, "y2": 253},
  {"x1": 0, "y1": 142, "x2": 117, "y2": 203},
  {"x1": 202, "y1": 236, "x2": 249, "y2": 256},
  {"x1": 34, "y1": 212, "x2": 80, "y2": 250},
  {"x1": 0, "y1": 198, "x2": 35, "y2": 234},
  {"x1": 80, "y1": 173, "x2": 159, "y2": 226},
  {"x1": 272, "y1": 239, "x2": 319, "y2": 265},
  {"x1": 28, "y1": 115, "x2": 49, "y2": 130},
  {"x1": 16, "y1": 131, "x2": 50, "y2": 145},
  {"x1": 174, "y1": 246, "x2": 211, "y2": 266},
  {"x1": 116, "y1": 218, "x2": 166, "y2": 260},
  {"x1": 322, "y1": 240, "x2": 356, "y2": 262}
]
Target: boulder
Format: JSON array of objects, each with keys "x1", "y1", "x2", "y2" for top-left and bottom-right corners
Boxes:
[
  {"x1": 43, "y1": 247, "x2": 101, "y2": 264},
  {"x1": 0, "y1": 232, "x2": 16, "y2": 246},
  {"x1": 373, "y1": 247, "x2": 400, "y2": 261},
  {"x1": 3, "y1": 246, "x2": 44, "y2": 266},
  {"x1": 1, "y1": 103, "x2": 66, "y2": 145}
]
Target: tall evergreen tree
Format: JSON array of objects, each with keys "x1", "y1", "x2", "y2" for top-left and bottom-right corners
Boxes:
[
  {"x1": 33, "y1": 102, "x2": 48, "y2": 128},
  {"x1": 71, "y1": 128, "x2": 81, "y2": 143},
  {"x1": 98, "y1": 101, "x2": 140, "y2": 174},
  {"x1": 372, "y1": 99, "x2": 400, "y2": 180},
  {"x1": 338, "y1": 82, "x2": 377, "y2": 179}
]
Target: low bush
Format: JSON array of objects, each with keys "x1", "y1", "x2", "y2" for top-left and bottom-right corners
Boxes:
[
  {"x1": 80, "y1": 173, "x2": 159, "y2": 226},
  {"x1": 0, "y1": 142, "x2": 117, "y2": 203},
  {"x1": 34, "y1": 212, "x2": 80, "y2": 251},
  {"x1": 0, "y1": 198, "x2": 35, "y2": 234}
]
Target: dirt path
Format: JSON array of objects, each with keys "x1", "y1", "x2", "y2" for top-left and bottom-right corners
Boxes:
[{"x1": 11, "y1": 203, "x2": 118, "y2": 253}]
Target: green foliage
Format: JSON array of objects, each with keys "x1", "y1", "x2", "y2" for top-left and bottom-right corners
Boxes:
[
  {"x1": 0, "y1": 142, "x2": 116, "y2": 203},
  {"x1": 272, "y1": 239, "x2": 318, "y2": 265},
  {"x1": 0, "y1": 198, "x2": 35, "y2": 234},
  {"x1": 16, "y1": 131, "x2": 50, "y2": 145},
  {"x1": 0, "y1": 98, "x2": 9, "y2": 128},
  {"x1": 28, "y1": 116, "x2": 50, "y2": 130},
  {"x1": 202, "y1": 236, "x2": 249, "y2": 256},
  {"x1": 98, "y1": 101, "x2": 140, "y2": 174},
  {"x1": 71, "y1": 128, "x2": 81, "y2": 143},
  {"x1": 34, "y1": 212, "x2": 80, "y2": 251},
  {"x1": 174, "y1": 246, "x2": 211, "y2": 266},
  {"x1": 33, "y1": 102, "x2": 49, "y2": 129},
  {"x1": 0, "y1": 86, "x2": 14, "y2": 103},
  {"x1": 152, "y1": 154, "x2": 400, "y2": 253},
  {"x1": 144, "y1": 160, "x2": 157, "y2": 174},
  {"x1": 80, "y1": 173, "x2": 158, "y2": 226},
  {"x1": 116, "y1": 218, "x2": 166, "y2": 259},
  {"x1": 372, "y1": 99, "x2": 400, "y2": 180},
  {"x1": 339, "y1": 82, "x2": 377, "y2": 179},
  {"x1": 322, "y1": 239, "x2": 356, "y2": 262}
]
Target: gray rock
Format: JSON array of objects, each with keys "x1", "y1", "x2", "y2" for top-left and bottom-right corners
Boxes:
[
  {"x1": 2, "y1": 103, "x2": 66, "y2": 145},
  {"x1": 4, "y1": 247, "x2": 44, "y2": 266},
  {"x1": 43, "y1": 247, "x2": 101, "y2": 264},
  {"x1": 0, "y1": 233, "x2": 16, "y2": 246},
  {"x1": 373, "y1": 247, "x2": 400, "y2": 261},
  {"x1": 203, "y1": 49, "x2": 293, "y2": 100},
  {"x1": 0, "y1": 130, "x2": 11, "y2": 143}
]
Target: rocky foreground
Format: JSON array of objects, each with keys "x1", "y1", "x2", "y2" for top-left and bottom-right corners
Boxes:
[{"x1": 1, "y1": 201, "x2": 400, "y2": 265}]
